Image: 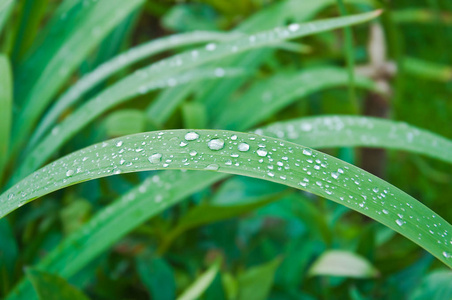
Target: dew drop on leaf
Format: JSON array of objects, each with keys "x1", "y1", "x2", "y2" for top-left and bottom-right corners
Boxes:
[
  {"x1": 302, "y1": 149, "x2": 312, "y2": 156},
  {"x1": 238, "y1": 143, "x2": 250, "y2": 152},
  {"x1": 148, "y1": 153, "x2": 162, "y2": 163},
  {"x1": 205, "y1": 164, "x2": 219, "y2": 171},
  {"x1": 185, "y1": 132, "x2": 199, "y2": 141},
  {"x1": 257, "y1": 148, "x2": 267, "y2": 157},
  {"x1": 208, "y1": 138, "x2": 225, "y2": 151}
]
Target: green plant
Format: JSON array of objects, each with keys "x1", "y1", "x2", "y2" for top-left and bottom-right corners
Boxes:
[{"x1": 1, "y1": 0, "x2": 451, "y2": 299}]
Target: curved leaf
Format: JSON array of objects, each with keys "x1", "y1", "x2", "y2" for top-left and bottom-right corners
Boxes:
[
  {"x1": 1, "y1": 129, "x2": 451, "y2": 270},
  {"x1": 256, "y1": 115, "x2": 452, "y2": 164},
  {"x1": 28, "y1": 31, "x2": 239, "y2": 148},
  {"x1": 14, "y1": 10, "x2": 381, "y2": 181}
]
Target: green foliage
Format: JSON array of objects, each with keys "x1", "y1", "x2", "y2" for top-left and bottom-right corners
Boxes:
[{"x1": 0, "y1": 0, "x2": 451, "y2": 299}]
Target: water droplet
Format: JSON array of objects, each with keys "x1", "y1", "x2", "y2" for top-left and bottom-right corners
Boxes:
[
  {"x1": 331, "y1": 172, "x2": 339, "y2": 179},
  {"x1": 206, "y1": 43, "x2": 216, "y2": 51},
  {"x1": 257, "y1": 148, "x2": 267, "y2": 157},
  {"x1": 208, "y1": 138, "x2": 225, "y2": 151},
  {"x1": 185, "y1": 132, "x2": 199, "y2": 141},
  {"x1": 148, "y1": 153, "x2": 162, "y2": 163},
  {"x1": 238, "y1": 143, "x2": 250, "y2": 152},
  {"x1": 205, "y1": 164, "x2": 219, "y2": 171},
  {"x1": 372, "y1": 187, "x2": 379, "y2": 193},
  {"x1": 396, "y1": 219, "x2": 404, "y2": 226},
  {"x1": 231, "y1": 135, "x2": 238, "y2": 140},
  {"x1": 443, "y1": 251, "x2": 451, "y2": 258},
  {"x1": 66, "y1": 170, "x2": 74, "y2": 177},
  {"x1": 302, "y1": 149, "x2": 312, "y2": 156},
  {"x1": 115, "y1": 141, "x2": 123, "y2": 147},
  {"x1": 189, "y1": 150, "x2": 197, "y2": 156},
  {"x1": 180, "y1": 141, "x2": 188, "y2": 147},
  {"x1": 288, "y1": 23, "x2": 300, "y2": 32}
]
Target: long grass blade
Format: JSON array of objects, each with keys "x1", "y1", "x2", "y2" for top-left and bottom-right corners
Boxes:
[
  {"x1": 213, "y1": 67, "x2": 376, "y2": 130},
  {"x1": 0, "y1": 55, "x2": 12, "y2": 184},
  {"x1": 6, "y1": 116, "x2": 452, "y2": 298},
  {"x1": 0, "y1": 0, "x2": 14, "y2": 35},
  {"x1": 1, "y1": 129, "x2": 451, "y2": 268},
  {"x1": 28, "y1": 31, "x2": 240, "y2": 148},
  {"x1": 256, "y1": 115, "x2": 452, "y2": 165},
  {"x1": 11, "y1": 0, "x2": 144, "y2": 152},
  {"x1": 14, "y1": 11, "x2": 382, "y2": 181},
  {"x1": 13, "y1": 67, "x2": 245, "y2": 182}
]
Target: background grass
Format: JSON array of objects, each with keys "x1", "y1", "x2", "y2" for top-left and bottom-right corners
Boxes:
[{"x1": 0, "y1": 0, "x2": 451, "y2": 299}]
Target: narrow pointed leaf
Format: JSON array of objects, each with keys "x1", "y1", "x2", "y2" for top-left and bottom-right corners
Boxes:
[
  {"x1": 1, "y1": 129, "x2": 451, "y2": 269},
  {"x1": 15, "y1": 10, "x2": 381, "y2": 180}
]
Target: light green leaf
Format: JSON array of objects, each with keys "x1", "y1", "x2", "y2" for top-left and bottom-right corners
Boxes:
[
  {"x1": 403, "y1": 56, "x2": 452, "y2": 82},
  {"x1": 14, "y1": 10, "x2": 381, "y2": 181},
  {"x1": 104, "y1": 109, "x2": 146, "y2": 137},
  {"x1": 256, "y1": 115, "x2": 452, "y2": 165},
  {"x1": 214, "y1": 68, "x2": 376, "y2": 130},
  {"x1": 2, "y1": 129, "x2": 451, "y2": 269},
  {"x1": 6, "y1": 115, "x2": 452, "y2": 299},
  {"x1": 0, "y1": 55, "x2": 12, "y2": 183},
  {"x1": 13, "y1": 67, "x2": 245, "y2": 182},
  {"x1": 237, "y1": 257, "x2": 282, "y2": 300},
  {"x1": 177, "y1": 258, "x2": 221, "y2": 300},
  {"x1": 410, "y1": 270, "x2": 452, "y2": 300},
  {"x1": 28, "y1": 30, "x2": 238, "y2": 147},
  {"x1": 308, "y1": 250, "x2": 379, "y2": 278},
  {"x1": 26, "y1": 268, "x2": 89, "y2": 300},
  {"x1": 0, "y1": 0, "x2": 14, "y2": 34},
  {"x1": 11, "y1": 0, "x2": 145, "y2": 151}
]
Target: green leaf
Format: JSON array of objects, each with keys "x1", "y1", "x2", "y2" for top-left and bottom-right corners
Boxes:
[
  {"x1": 7, "y1": 170, "x2": 228, "y2": 300},
  {"x1": 0, "y1": 0, "x2": 15, "y2": 35},
  {"x1": 410, "y1": 270, "x2": 452, "y2": 300},
  {"x1": 11, "y1": 0, "x2": 145, "y2": 151},
  {"x1": 308, "y1": 250, "x2": 379, "y2": 278},
  {"x1": 2, "y1": 129, "x2": 451, "y2": 270},
  {"x1": 177, "y1": 258, "x2": 221, "y2": 300},
  {"x1": 13, "y1": 67, "x2": 245, "y2": 182},
  {"x1": 104, "y1": 109, "x2": 146, "y2": 137},
  {"x1": 0, "y1": 55, "x2": 12, "y2": 183},
  {"x1": 6, "y1": 115, "x2": 452, "y2": 299},
  {"x1": 26, "y1": 268, "x2": 89, "y2": 300},
  {"x1": 403, "y1": 56, "x2": 452, "y2": 82},
  {"x1": 257, "y1": 115, "x2": 452, "y2": 165},
  {"x1": 237, "y1": 257, "x2": 282, "y2": 300},
  {"x1": 28, "y1": 30, "x2": 238, "y2": 147},
  {"x1": 14, "y1": 10, "x2": 381, "y2": 180},
  {"x1": 214, "y1": 68, "x2": 376, "y2": 130},
  {"x1": 136, "y1": 256, "x2": 176, "y2": 300}
]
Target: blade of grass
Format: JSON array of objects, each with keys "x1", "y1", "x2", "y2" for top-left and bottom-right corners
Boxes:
[
  {"x1": 213, "y1": 67, "x2": 376, "y2": 130},
  {"x1": 0, "y1": 55, "x2": 12, "y2": 184},
  {"x1": 12, "y1": 67, "x2": 245, "y2": 182},
  {"x1": 336, "y1": 0, "x2": 358, "y2": 112},
  {"x1": 14, "y1": 10, "x2": 382, "y2": 181},
  {"x1": 26, "y1": 268, "x2": 89, "y2": 300},
  {"x1": 27, "y1": 31, "x2": 240, "y2": 148},
  {"x1": 1, "y1": 129, "x2": 451, "y2": 268},
  {"x1": 255, "y1": 115, "x2": 452, "y2": 165},
  {"x1": 176, "y1": 258, "x2": 221, "y2": 300},
  {"x1": 5, "y1": 116, "x2": 452, "y2": 299},
  {"x1": 11, "y1": 0, "x2": 144, "y2": 152},
  {"x1": 10, "y1": 0, "x2": 48, "y2": 62},
  {"x1": 0, "y1": 0, "x2": 14, "y2": 35}
]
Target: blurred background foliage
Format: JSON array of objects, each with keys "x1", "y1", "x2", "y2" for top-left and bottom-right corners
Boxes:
[{"x1": 0, "y1": 0, "x2": 451, "y2": 299}]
